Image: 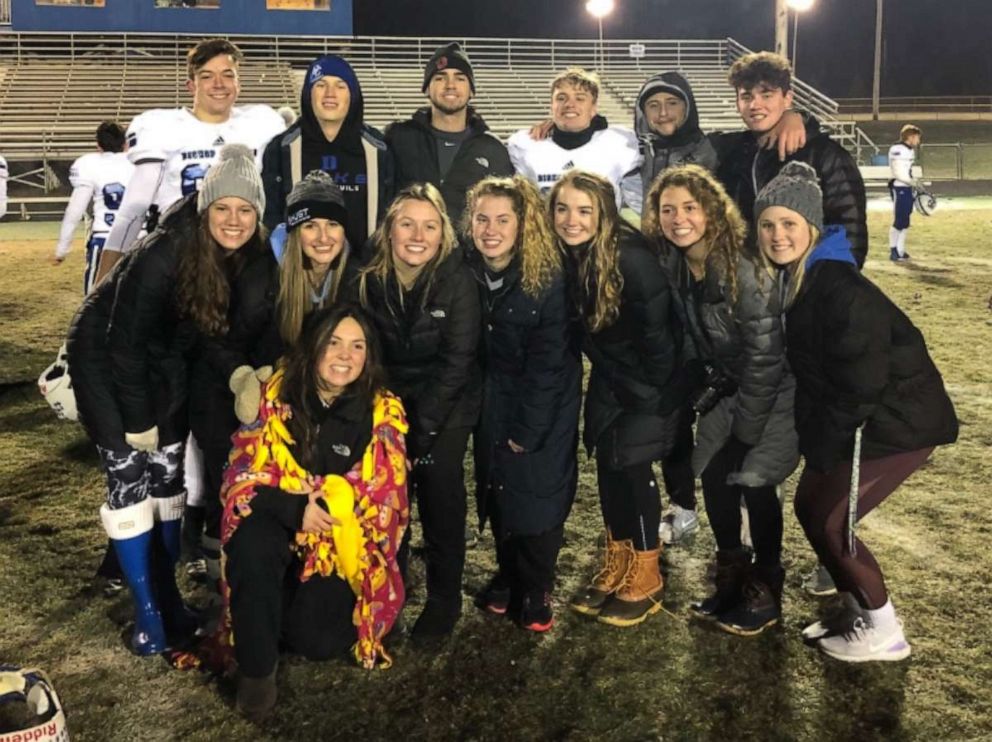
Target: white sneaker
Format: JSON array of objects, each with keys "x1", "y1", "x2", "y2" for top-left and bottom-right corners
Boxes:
[
  {"x1": 818, "y1": 617, "x2": 911, "y2": 663},
  {"x1": 658, "y1": 505, "x2": 699, "y2": 545}
]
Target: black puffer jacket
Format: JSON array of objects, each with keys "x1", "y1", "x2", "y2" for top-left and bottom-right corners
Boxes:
[
  {"x1": 785, "y1": 227, "x2": 958, "y2": 472},
  {"x1": 385, "y1": 107, "x2": 514, "y2": 223},
  {"x1": 468, "y1": 252, "x2": 581, "y2": 535},
  {"x1": 663, "y1": 244, "x2": 798, "y2": 486},
  {"x1": 580, "y1": 225, "x2": 688, "y2": 468},
  {"x1": 187, "y1": 245, "x2": 281, "y2": 454},
  {"x1": 351, "y1": 251, "x2": 482, "y2": 454},
  {"x1": 67, "y1": 251, "x2": 142, "y2": 449},
  {"x1": 107, "y1": 196, "x2": 201, "y2": 438},
  {"x1": 715, "y1": 121, "x2": 868, "y2": 267}
]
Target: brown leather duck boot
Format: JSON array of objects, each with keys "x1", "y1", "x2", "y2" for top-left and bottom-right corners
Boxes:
[
  {"x1": 569, "y1": 531, "x2": 635, "y2": 617},
  {"x1": 597, "y1": 546, "x2": 665, "y2": 627}
]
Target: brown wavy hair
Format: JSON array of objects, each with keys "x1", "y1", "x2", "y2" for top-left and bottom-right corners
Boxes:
[
  {"x1": 175, "y1": 201, "x2": 266, "y2": 337},
  {"x1": 643, "y1": 164, "x2": 748, "y2": 303},
  {"x1": 463, "y1": 175, "x2": 561, "y2": 297},
  {"x1": 358, "y1": 183, "x2": 458, "y2": 310},
  {"x1": 549, "y1": 170, "x2": 623, "y2": 333}
]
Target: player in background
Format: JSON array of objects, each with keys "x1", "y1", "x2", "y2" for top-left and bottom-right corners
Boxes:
[
  {"x1": 52, "y1": 122, "x2": 135, "y2": 293},
  {"x1": 888, "y1": 124, "x2": 922, "y2": 262},
  {"x1": 93, "y1": 37, "x2": 285, "y2": 285},
  {"x1": 0, "y1": 153, "x2": 8, "y2": 219}
]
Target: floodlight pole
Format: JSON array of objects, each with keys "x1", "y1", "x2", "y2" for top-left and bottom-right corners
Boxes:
[
  {"x1": 774, "y1": 0, "x2": 789, "y2": 58},
  {"x1": 598, "y1": 17, "x2": 604, "y2": 71},
  {"x1": 872, "y1": 0, "x2": 883, "y2": 120}
]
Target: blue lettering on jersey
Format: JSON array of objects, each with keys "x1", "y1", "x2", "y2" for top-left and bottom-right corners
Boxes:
[
  {"x1": 181, "y1": 163, "x2": 209, "y2": 196},
  {"x1": 102, "y1": 182, "x2": 126, "y2": 226},
  {"x1": 321, "y1": 155, "x2": 338, "y2": 172}
]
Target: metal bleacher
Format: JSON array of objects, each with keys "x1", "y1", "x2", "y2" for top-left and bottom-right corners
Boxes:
[{"x1": 0, "y1": 33, "x2": 876, "y2": 210}]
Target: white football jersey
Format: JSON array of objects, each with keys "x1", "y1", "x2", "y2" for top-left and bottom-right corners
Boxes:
[
  {"x1": 888, "y1": 143, "x2": 916, "y2": 187},
  {"x1": 125, "y1": 104, "x2": 285, "y2": 211},
  {"x1": 69, "y1": 151, "x2": 135, "y2": 234},
  {"x1": 508, "y1": 126, "x2": 642, "y2": 207}
]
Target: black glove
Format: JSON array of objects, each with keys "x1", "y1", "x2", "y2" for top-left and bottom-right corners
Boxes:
[{"x1": 719, "y1": 435, "x2": 753, "y2": 473}]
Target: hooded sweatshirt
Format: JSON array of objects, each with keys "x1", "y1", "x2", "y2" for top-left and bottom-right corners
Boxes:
[
  {"x1": 630, "y1": 71, "x2": 719, "y2": 211},
  {"x1": 262, "y1": 56, "x2": 393, "y2": 251}
]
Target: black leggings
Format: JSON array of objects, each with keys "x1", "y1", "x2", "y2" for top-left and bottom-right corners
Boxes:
[
  {"x1": 661, "y1": 412, "x2": 696, "y2": 511},
  {"x1": 596, "y1": 453, "x2": 660, "y2": 551},
  {"x1": 794, "y1": 447, "x2": 932, "y2": 611},
  {"x1": 701, "y1": 443, "x2": 782, "y2": 568},
  {"x1": 410, "y1": 426, "x2": 472, "y2": 604},
  {"x1": 225, "y1": 509, "x2": 356, "y2": 678}
]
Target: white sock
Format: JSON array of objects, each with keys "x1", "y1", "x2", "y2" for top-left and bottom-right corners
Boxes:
[
  {"x1": 184, "y1": 433, "x2": 206, "y2": 507},
  {"x1": 866, "y1": 600, "x2": 899, "y2": 632},
  {"x1": 896, "y1": 229, "x2": 908, "y2": 254},
  {"x1": 889, "y1": 226, "x2": 900, "y2": 249}
]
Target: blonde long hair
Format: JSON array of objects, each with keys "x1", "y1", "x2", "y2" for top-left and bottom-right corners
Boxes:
[
  {"x1": 643, "y1": 164, "x2": 747, "y2": 303},
  {"x1": 464, "y1": 175, "x2": 561, "y2": 297},
  {"x1": 358, "y1": 183, "x2": 458, "y2": 309},
  {"x1": 549, "y1": 170, "x2": 623, "y2": 333},
  {"x1": 276, "y1": 229, "x2": 351, "y2": 347}
]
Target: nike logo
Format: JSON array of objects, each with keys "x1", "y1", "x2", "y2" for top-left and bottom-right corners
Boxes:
[{"x1": 443, "y1": 141, "x2": 458, "y2": 147}]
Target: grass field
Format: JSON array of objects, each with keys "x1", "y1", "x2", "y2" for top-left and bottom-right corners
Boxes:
[{"x1": 1, "y1": 210, "x2": 990, "y2": 741}]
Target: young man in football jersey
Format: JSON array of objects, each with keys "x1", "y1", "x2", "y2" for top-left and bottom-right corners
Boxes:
[
  {"x1": 508, "y1": 67, "x2": 641, "y2": 207},
  {"x1": 386, "y1": 42, "x2": 513, "y2": 223},
  {"x1": 261, "y1": 53, "x2": 393, "y2": 253},
  {"x1": 888, "y1": 124, "x2": 922, "y2": 261},
  {"x1": 94, "y1": 37, "x2": 285, "y2": 284},
  {"x1": 52, "y1": 122, "x2": 134, "y2": 293}
]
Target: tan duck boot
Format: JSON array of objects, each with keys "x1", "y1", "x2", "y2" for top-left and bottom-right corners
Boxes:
[
  {"x1": 597, "y1": 546, "x2": 664, "y2": 627},
  {"x1": 569, "y1": 531, "x2": 635, "y2": 617}
]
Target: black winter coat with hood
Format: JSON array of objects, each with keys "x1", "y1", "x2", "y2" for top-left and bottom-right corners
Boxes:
[
  {"x1": 467, "y1": 250, "x2": 581, "y2": 535},
  {"x1": 261, "y1": 55, "x2": 394, "y2": 251},
  {"x1": 347, "y1": 250, "x2": 482, "y2": 456},
  {"x1": 386, "y1": 107, "x2": 514, "y2": 225},
  {"x1": 579, "y1": 224, "x2": 688, "y2": 469},
  {"x1": 785, "y1": 226, "x2": 957, "y2": 472}
]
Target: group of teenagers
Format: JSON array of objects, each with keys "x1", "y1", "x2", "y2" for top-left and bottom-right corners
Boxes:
[{"x1": 60, "y1": 37, "x2": 958, "y2": 721}]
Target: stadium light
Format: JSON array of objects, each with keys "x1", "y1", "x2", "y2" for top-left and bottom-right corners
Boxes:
[
  {"x1": 585, "y1": 0, "x2": 615, "y2": 71},
  {"x1": 786, "y1": 0, "x2": 815, "y2": 75}
]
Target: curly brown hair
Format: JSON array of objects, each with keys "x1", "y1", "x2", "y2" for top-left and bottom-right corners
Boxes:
[
  {"x1": 463, "y1": 175, "x2": 561, "y2": 298},
  {"x1": 549, "y1": 170, "x2": 623, "y2": 333},
  {"x1": 643, "y1": 164, "x2": 748, "y2": 303},
  {"x1": 728, "y1": 51, "x2": 792, "y2": 93}
]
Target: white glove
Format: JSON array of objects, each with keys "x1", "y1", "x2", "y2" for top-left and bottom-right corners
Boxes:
[{"x1": 125, "y1": 426, "x2": 159, "y2": 452}]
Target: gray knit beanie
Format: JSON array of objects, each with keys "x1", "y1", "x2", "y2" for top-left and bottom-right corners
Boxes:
[
  {"x1": 286, "y1": 170, "x2": 348, "y2": 231},
  {"x1": 754, "y1": 161, "x2": 823, "y2": 232},
  {"x1": 197, "y1": 143, "x2": 265, "y2": 216}
]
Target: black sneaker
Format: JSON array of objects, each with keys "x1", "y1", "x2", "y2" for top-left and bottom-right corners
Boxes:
[
  {"x1": 520, "y1": 592, "x2": 554, "y2": 633},
  {"x1": 476, "y1": 575, "x2": 512, "y2": 616}
]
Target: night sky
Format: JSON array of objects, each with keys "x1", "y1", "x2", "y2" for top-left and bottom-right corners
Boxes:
[{"x1": 354, "y1": 0, "x2": 991, "y2": 99}]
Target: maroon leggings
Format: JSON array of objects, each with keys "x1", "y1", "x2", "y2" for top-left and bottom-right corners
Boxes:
[{"x1": 793, "y1": 447, "x2": 933, "y2": 611}]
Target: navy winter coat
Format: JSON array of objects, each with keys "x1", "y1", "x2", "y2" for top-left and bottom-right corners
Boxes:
[{"x1": 469, "y1": 252, "x2": 581, "y2": 535}]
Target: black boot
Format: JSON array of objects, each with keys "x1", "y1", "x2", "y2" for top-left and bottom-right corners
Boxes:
[
  {"x1": 715, "y1": 563, "x2": 784, "y2": 636},
  {"x1": 410, "y1": 598, "x2": 461, "y2": 645},
  {"x1": 690, "y1": 548, "x2": 751, "y2": 620}
]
